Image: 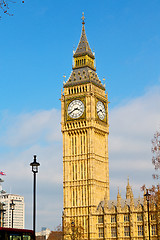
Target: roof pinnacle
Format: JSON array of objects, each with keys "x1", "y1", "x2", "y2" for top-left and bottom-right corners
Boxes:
[{"x1": 81, "y1": 12, "x2": 85, "y2": 25}]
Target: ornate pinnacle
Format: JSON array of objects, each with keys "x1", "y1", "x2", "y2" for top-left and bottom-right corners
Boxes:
[
  {"x1": 63, "y1": 74, "x2": 66, "y2": 84},
  {"x1": 81, "y1": 12, "x2": 85, "y2": 25}
]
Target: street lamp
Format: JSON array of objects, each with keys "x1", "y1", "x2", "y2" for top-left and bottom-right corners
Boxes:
[
  {"x1": 71, "y1": 221, "x2": 75, "y2": 240},
  {"x1": 10, "y1": 199, "x2": 15, "y2": 228},
  {"x1": 30, "y1": 155, "x2": 40, "y2": 236},
  {"x1": 144, "y1": 189, "x2": 151, "y2": 240}
]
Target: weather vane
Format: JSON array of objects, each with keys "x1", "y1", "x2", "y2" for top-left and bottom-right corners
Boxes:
[{"x1": 81, "y1": 12, "x2": 85, "y2": 24}]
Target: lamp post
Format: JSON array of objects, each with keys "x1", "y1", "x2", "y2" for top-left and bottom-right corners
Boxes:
[
  {"x1": 144, "y1": 189, "x2": 151, "y2": 240},
  {"x1": 71, "y1": 221, "x2": 75, "y2": 240},
  {"x1": 30, "y1": 155, "x2": 40, "y2": 237},
  {"x1": 10, "y1": 199, "x2": 15, "y2": 228}
]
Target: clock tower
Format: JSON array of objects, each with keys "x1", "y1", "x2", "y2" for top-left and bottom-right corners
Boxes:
[{"x1": 61, "y1": 15, "x2": 109, "y2": 239}]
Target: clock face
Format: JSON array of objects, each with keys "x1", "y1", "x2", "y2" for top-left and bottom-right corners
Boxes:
[
  {"x1": 96, "y1": 101, "x2": 106, "y2": 120},
  {"x1": 68, "y1": 99, "x2": 84, "y2": 119}
]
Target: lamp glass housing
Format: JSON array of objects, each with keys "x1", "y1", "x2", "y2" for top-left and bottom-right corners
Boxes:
[
  {"x1": 32, "y1": 165, "x2": 38, "y2": 173},
  {"x1": 30, "y1": 155, "x2": 40, "y2": 174}
]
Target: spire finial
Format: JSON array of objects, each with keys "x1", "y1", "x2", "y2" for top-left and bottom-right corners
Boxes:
[
  {"x1": 127, "y1": 176, "x2": 130, "y2": 186},
  {"x1": 81, "y1": 12, "x2": 85, "y2": 25},
  {"x1": 63, "y1": 74, "x2": 66, "y2": 84}
]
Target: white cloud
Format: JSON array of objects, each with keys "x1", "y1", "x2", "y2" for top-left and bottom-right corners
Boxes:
[
  {"x1": 0, "y1": 108, "x2": 63, "y2": 231},
  {"x1": 109, "y1": 85, "x2": 160, "y2": 198},
  {"x1": 1, "y1": 109, "x2": 61, "y2": 147}
]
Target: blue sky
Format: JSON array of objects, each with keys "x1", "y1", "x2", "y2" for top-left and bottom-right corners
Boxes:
[{"x1": 0, "y1": 0, "x2": 160, "y2": 232}]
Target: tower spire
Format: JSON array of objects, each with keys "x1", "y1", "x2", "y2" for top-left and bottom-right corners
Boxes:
[
  {"x1": 73, "y1": 13, "x2": 94, "y2": 59},
  {"x1": 63, "y1": 15, "x2": 105, "y2": 90}
]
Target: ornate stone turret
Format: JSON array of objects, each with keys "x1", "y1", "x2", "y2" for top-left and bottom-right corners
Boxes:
[
  {"x1": 126, "y1": 177, "x2": 133, "y2": 199},
  {"x1": 143, "y1": 188, "x2": 147, "y2": 211},
  {"x1": 117, "y1": 188, "x2": 121, "y2": 210},
  {"x1": 130, "y1": 189, "x2": 134, "y2": 210},
  {"x1": 104, "y1": 190, "x2": 108, "y2": 209}
]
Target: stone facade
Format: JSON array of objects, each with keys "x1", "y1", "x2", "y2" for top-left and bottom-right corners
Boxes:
[
  {"x1": 96, "y1": 182, "x2": 160, "y2": 239},
  {"x1": 61, "y1": 16, "x2": 160, "y2": 240}
]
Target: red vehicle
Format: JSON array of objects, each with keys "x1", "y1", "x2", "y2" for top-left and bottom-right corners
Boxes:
[{"x1": 0, "y1": 227, "x2": 34, "y2": 240}]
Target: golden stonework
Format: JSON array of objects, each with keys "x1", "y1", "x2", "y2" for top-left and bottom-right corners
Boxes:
[
  {"x1": 61, "y1": 16, "x2": 160, "y2": 240},
  {"x1": 61, "y1": 15, "x2": 109, "y2": 240}
]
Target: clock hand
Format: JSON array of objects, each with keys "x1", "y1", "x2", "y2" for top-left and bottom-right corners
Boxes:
[
  {"x1": 97, "y1": 109, "x2": 103, "y2": 113},
  {"x1": 69, "y1": 107, "x2": 79, "y2": 114}
]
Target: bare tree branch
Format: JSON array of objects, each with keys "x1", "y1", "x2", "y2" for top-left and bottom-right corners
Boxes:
[
  {"x1": 141, "y1": 130, "x2": 160, "y2": 204},
  {"x1": 152, "y1": 130, "x2": 160, "y2": 178},
  {"x1": 0, "y1": 0, "x2": 24, "y2": 18}
]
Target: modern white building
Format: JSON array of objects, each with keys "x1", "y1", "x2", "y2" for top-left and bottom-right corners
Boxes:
[
  {"x1": 0, "y1": 193, "x2": 25, "y2": 229},
  {"x1": 0, "y1": 178, "x2": 25, "y2": 229}
]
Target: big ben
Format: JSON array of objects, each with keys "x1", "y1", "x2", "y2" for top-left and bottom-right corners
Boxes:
[{"x1": 61, "y1": 14, "x2": 109, "y2": 240}]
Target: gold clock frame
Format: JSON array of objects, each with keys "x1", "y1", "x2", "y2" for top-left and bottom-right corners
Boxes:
[
  {"x1": 65, "y1": 96, "x2": 86, "y2": 121},
  {"x1": 95, "y1": 98, "x2": 107, "y2": 123}
]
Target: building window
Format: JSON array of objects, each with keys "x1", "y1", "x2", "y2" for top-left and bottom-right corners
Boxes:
[
  {"x1": 84, "y1": 218, "x2": 87, "y2": 232},
  {"x1": 111, "y1": 227, "x2": 117, "y2": 238},
  {"x1": 124, "y1": 214, "x2": 129, "y2": 222},
  {"x1": 75, "y1": 189, "x2": 77, "y2": 206},
  {"x1": 72, "y1": 189, "x2": 75, "y2": 206},
  {"x1": 75, "y1": 136, "x2": 77, "y2": 155},
  {"x1": 81, "y1": 162, "x2": 83, "y2": 179},
  {"x1": 151, "y1": 213, "x2": 156, "y2": 220},
  {"x1": 84, "y1": 187, "x2": 87, "y2": 205},
  {"x1": 111, "y1": 215, "x2": 116, "y2": 223},
  {"x1": 82, "y1": 187, "x2": 83, "y2": 205},
  {"x1": 151, "y1": 225, "x2": 157, "y2": 235},
  {"x1": 98, "y1": 227, "x2": 104, "y2": 238},
  {"x1": 75, "y1": 163, "x2": 77, "y2": 180},
  {"x1": 72, "y1": 137, "x2": 74, "y2": 155},
  {"x1": 124, "y1": 226, "x2": 130, "y2": 236},
  {"x1": 138, "y1": 225, "x2": 143, "y2": 236},
  {"x1": 84, "y1": 162, "x2": 86, "y2": 179},
  {"x1": 81, "y1": 135, "x2": 83, "y2": 154},
  {"x1": 137, "y1": 213, "x2": 143, "y2": 221},
  {"x1": 98, "y1": 216, "x2": 103, "y2": 224},
  {"x1": 72, "y1": 164, "x2": 74, "y2": 180}
]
